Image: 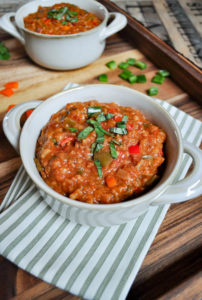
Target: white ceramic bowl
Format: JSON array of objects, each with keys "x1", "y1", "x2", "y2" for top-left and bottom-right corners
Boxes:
[
  {"x1": 3, "y1": 84, "x2": 202, "y2": 227},
  {"x1": 0, "y1": 0, "x2": 127, "y2": 70}
]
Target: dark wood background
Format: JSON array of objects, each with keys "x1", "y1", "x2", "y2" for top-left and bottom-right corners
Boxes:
[{"x1": 0, "y1": 0, "x2": 202, "y2": 299}]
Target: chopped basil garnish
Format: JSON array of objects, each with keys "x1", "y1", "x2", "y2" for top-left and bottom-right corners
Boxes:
[
  {"x1": 116, "y1": 121, "x2": 126, "y2": 128},
  {"x1": 112, "y1": 139, "x2": 122, "y2": 145},
  {"x1": 70, "y1": 17, "x2": 78, "y2": 23},
  {"x1": 69, "y1": 128, "x2": 78, "y2": 132},
  {"x1": 77, "y1": 126, "x2": 93, "y2": 139},
  {"x1": 122, "y1": 115, "x2": 128, "y2": 123},
  {"x1": 91, "y1": 142, "x2": 96, "y2": 155},
  {"x1": 88, "y1": 106, "x2": 102, "y2": 116},
  {"x1": 109, "y1": 142, "x2": 117, "y2": 159},
  {"x1": 68, "y1": 10, "x2": 78, "y2": 16},
  {"x1": 95, "y1": 127, "x2": 104, "y2": 143},
  {"x1": 105, "y1": 113, "x2": 114, "y2": 120},
  {"x1": 94, "y1": 143, "x2": 103, "y2": 153},
  {"x1": 96, "y1": 112, "x2": 106, "y2": 122},
  {"x1": 87, "y1": 119, "x2": 113, "y2": 136},
  {"x1": 110, "y1": 127, "x2": 128, "y2": 135},
  {"x1": 94, "y1": 160, "x2": 103, "y2": 178}
]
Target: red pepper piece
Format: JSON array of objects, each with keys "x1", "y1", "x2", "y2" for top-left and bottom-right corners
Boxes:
[
  {"x1": 129, "y1": 144, "x2": 140, "y2": 154},
  {"x1": 60, "y1": 137, "x2": 75, "y2": 147},
  {"x1": 0, "y1": 88, "x2": 14, "y2": 97},
  {"x1": 5, "y1": 81, "x2": 19, "y2": 89},
  {"x1": 44, "y1": 18, "x2": 51, "y2": 24},
  {"x1": 127, "y1": 123, "x2": 133, "y2": 131},
  {"x1": 26, "y1": 109, "x2": 34, "y2": 119},
  {"x1": 114, "y1": 115, "x2": 122, "y2": 122}
]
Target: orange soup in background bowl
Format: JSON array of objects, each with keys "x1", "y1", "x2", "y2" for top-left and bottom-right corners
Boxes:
[{"x1": 0, "y1": 0, "x2": 127, "y2": 70}]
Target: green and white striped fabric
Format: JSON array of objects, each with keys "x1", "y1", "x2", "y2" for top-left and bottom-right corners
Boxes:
[{"x1": 0, "y1": 91, "x2": 201, "y2": 300}]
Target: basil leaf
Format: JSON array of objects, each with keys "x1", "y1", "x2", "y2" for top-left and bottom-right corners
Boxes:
[
  {"x1": 109, "y1": 127, "x2": 128, "y2": 135},
  {"x1": 91, "y1": 142, "x2": 96, "y2": 155},
  {"x1": 109, "y1": 142, "x2": 117, "y2": 159},
  {"x1": 105, "y1": 113, "x2": 114, "y2": 120},
  {"x1": 95, "y1": 127, "x2": 104, "y2": 143},
  {"x1": 94, "y1": 143, "x2": 103, "y2": 153},
  {"x1": 88, "y1": 106, "x2": 102, "y2": 116},
  {"x1": 69, "y1": 128, "x2": 78, "y2": 132},
  {"x1": 94, "y1": 160, "x2": 103, "y2": 178},
  {"x1": 77, "y1": 126, "x2": 94, "y2": 139},
  {"x1": 112, "y1": 139, "x2": 122, "y2": 145},
  {"x1": 116, "y1": 121, "x2": 126, "y2": 128},
  {"x1": 96, "y1": 112, "x2": 106, "y2": 122},
  {"x1": 122, "y1": 115, "x2": 128, "y2": 123}
]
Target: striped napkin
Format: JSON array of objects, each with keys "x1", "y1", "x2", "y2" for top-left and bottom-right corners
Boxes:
[{"x1": 0, "y1": 85, "x2": 201, "y2": 300}]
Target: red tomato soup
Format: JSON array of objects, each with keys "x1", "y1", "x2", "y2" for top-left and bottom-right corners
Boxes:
[
  {"x1": 24, "y1": 3, "x2": 102, "y2": 35},
  {"x1": 35, "y1": 101, "x2": 166, "y2": 204}
]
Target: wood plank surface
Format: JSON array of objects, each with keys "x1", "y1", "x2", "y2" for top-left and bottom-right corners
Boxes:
[{"x1": 0, "y1": 1, "x2": 202, "y2": 299}]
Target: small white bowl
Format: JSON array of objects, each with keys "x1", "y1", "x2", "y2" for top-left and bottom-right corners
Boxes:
[
  {"x1": 0, "y1": 0, "x2": 127, "y2": 70},
  {"x1": 3, "y1": 84, "x2": 202, "y2": 227}
]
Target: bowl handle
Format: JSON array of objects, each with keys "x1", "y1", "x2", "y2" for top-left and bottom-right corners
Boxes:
[
  {"x1": 0, "y1": 12, "x2": 25, "y2": 44},
  {"x1": 151, "y1": 140, "x2": 202, "y2": 205},
  {"x1": 3, "y1": 101, "x2": 42, "y2": 153},
  {"x1": 99, "y1": 12, "x2": 127, "y2": 41}
]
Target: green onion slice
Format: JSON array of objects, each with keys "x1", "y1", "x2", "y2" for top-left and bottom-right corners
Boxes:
[
  {"x1": 157, "y1": 70, "x2": 170, "y2": 77},
  {"x1": 128, "y1": 75, "x2": 137, "y2": 84},
  {"x1": 77, "y1": 126, "x2": 94, "y2": 139},
  {"x1": 94, "y1": 160, "x2": 103, "y2": 178},
  {"x1": 147, "y1": 86, "x2": 158, "y2": 96},
  {"x1": 118, "y1": 62, "x2": 129, "y2": 69},
  {"x1": 127, "y1": 58, "x2": 136, "y2": 65},
  {"x1": 134, "y1": 61, "x2": 147, "y2": 70},
  {"x1": 152, "y1": 75, "x2": 165, "y2": 84},
  {"x1": 98, "y1": 74, "x2": 108, "y2": 82},
  {"x1": 136, "y1": 74, "x2": 147, "y2": 83},
  {"x1": 106, "y1": 60, "x2": 116, "y2": 70},
  {"x1": 110, "y1": 127, "x2": 128, "y2": 135},
  {"x1": 119, "y1": 69, "x2": 132, "y2": 80},
  {"x1": 109, "y1": 142, "x2": 118, "y2": 159}
]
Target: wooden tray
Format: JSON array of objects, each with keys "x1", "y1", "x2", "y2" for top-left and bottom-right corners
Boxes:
[{"x1": 0, "y1": 1, "x2": 201, "y2": 299}]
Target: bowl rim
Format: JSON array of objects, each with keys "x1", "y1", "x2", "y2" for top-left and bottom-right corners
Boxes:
[
  {"x1": 20, "y1": 84, "x2": 183, "y2": 211},
  {"x1": 15, "y1": 0, "x2": 108, "y2": 39}
]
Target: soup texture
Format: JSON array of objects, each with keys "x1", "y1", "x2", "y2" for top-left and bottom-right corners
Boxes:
[
  {"x1": 35, "y1": 101, "x2": 166, "y2": 204},
  {"x1": 24, "y1": 3, "x2": 102, "y2": 35}
]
